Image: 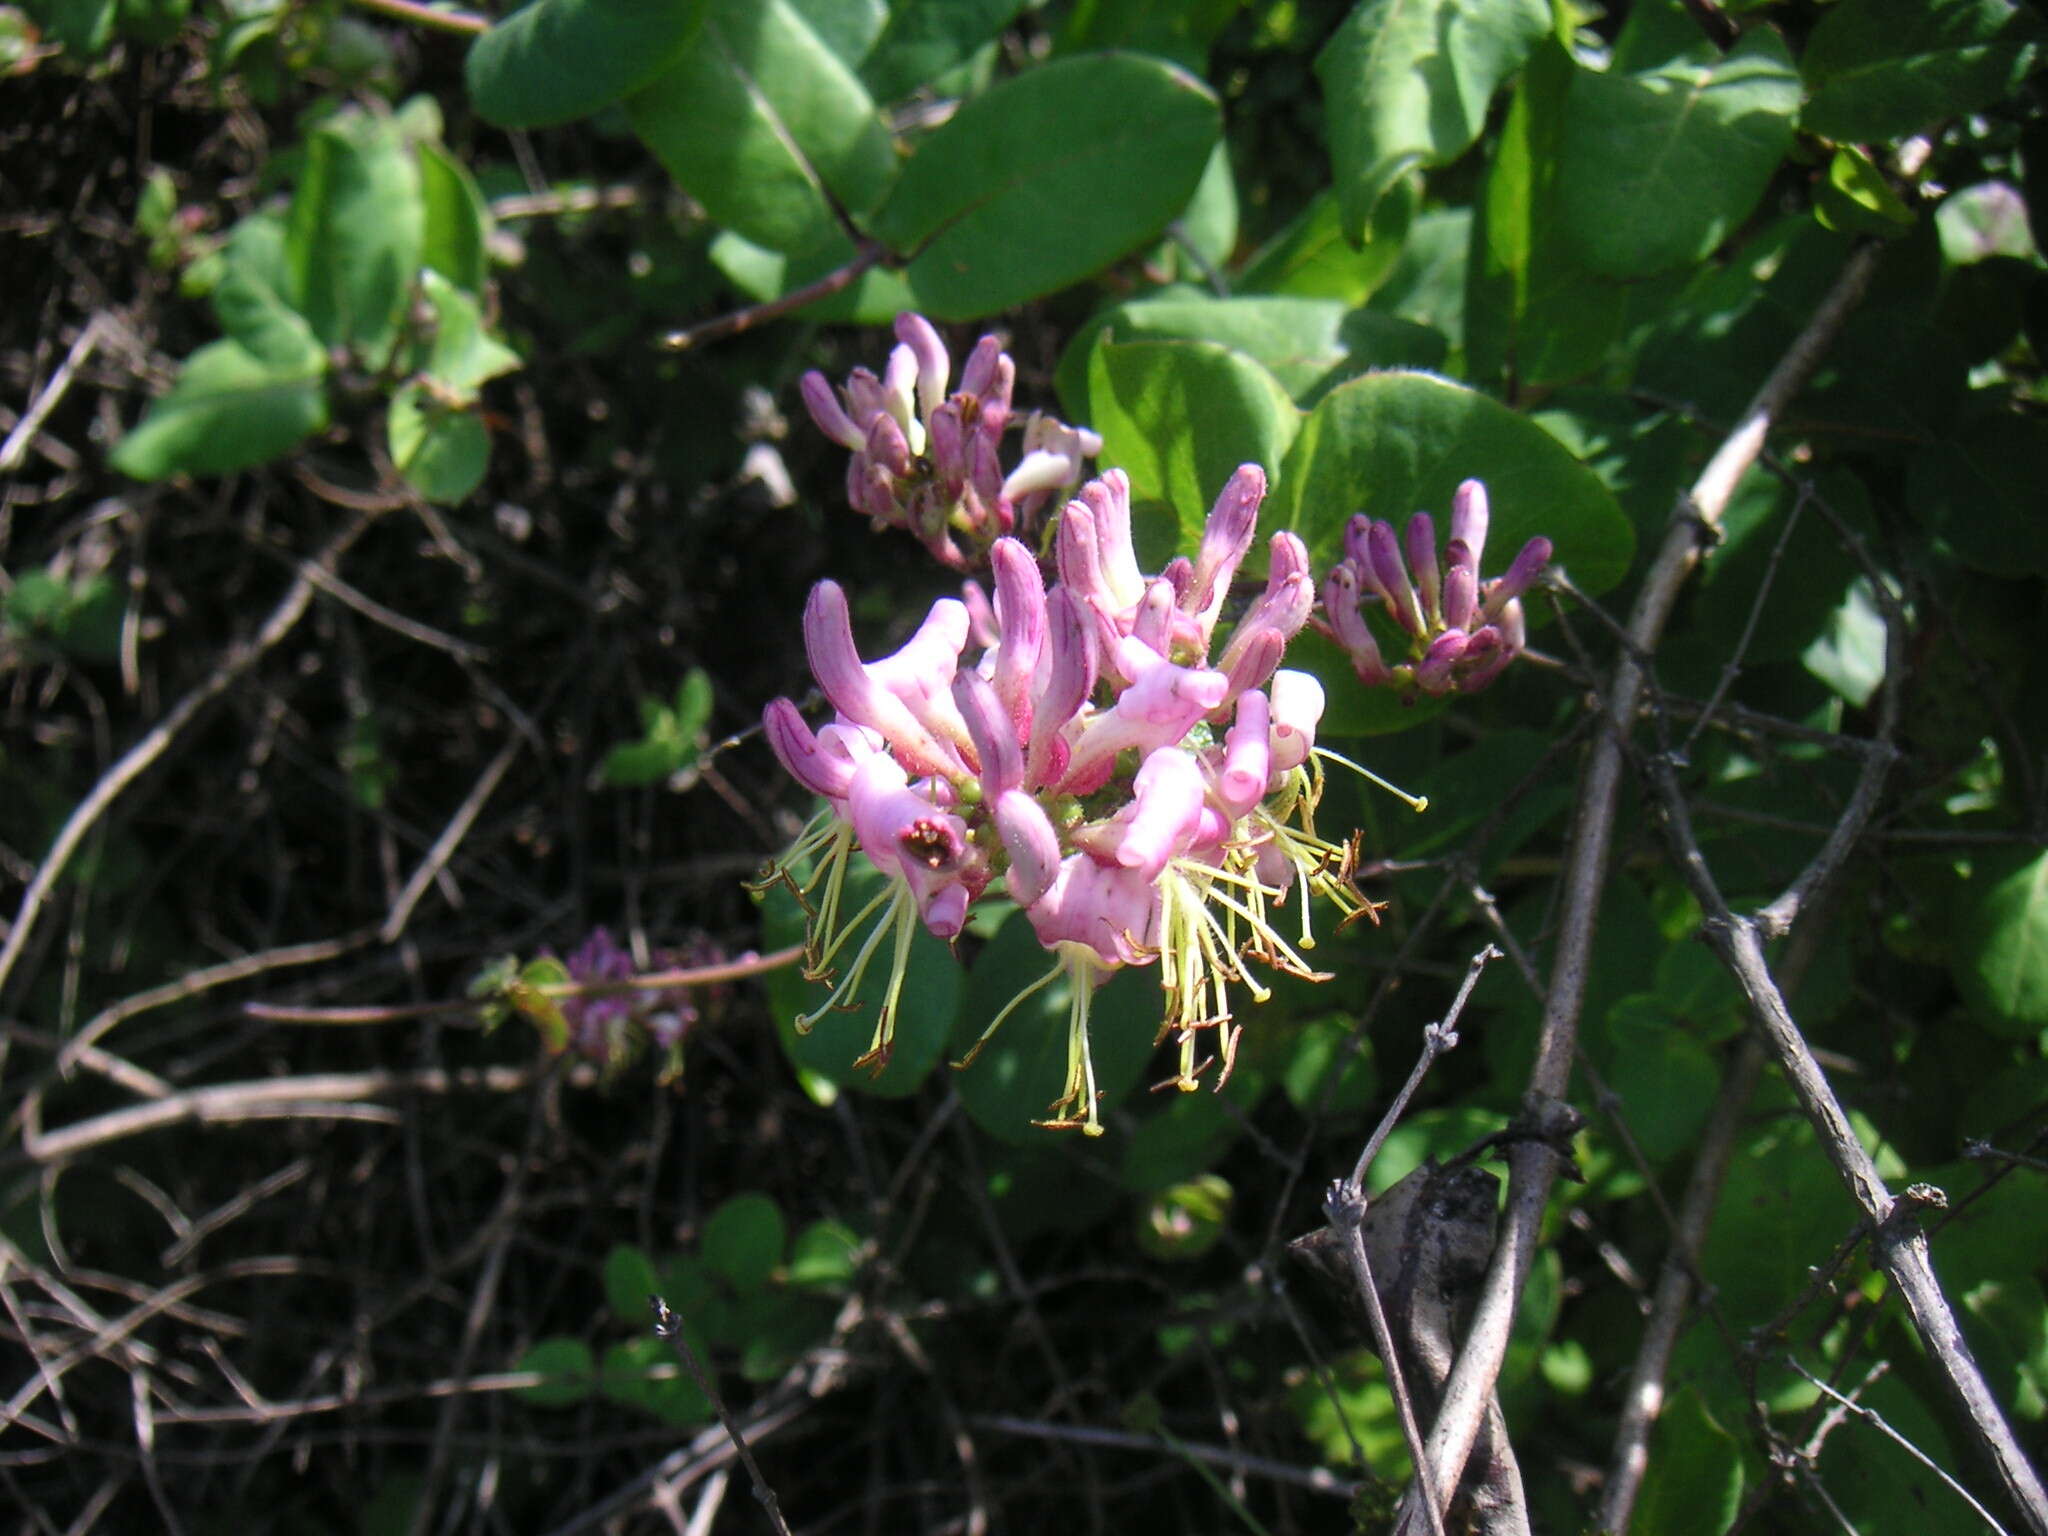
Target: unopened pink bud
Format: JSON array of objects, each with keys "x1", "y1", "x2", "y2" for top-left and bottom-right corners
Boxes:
[
  {"x1": 894, "y1": 312, "x2": 949, "y2": 419},
  {"x1": 1187, "y1": 464, "x2": 1265, "y2": 633},
  {"x1": 1406, "y1": 512, "x2": 1441, "y2": 626},
  {"x1": 801, "y1": 371, "x2": 865, "y2": 450},
  {"x1": 763, "y1": 697, "x2": 854, "y2": 800},
  {"x1": 1367, "y1": 520, "x2": 1426, "y2": 637},
  {"x1": 1450, "y1": 479, "x2": 1489, "y2": 566},
  {"x1": 1484, "y1": 536, "x2": 1552, "y2": 617}
]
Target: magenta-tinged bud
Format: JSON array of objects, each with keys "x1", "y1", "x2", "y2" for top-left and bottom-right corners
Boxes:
[
  {"x1": 1460, "y1": 625, "x2": 1516, "y2": 691},
  {"x1": 1187, "y1": 464, "x2": 1265, "y2": 633},
  {"x1": 1450, "y1": 478, "x2": 1489, "y2": 565},
  {"x1": 803, "y1": 582, "x2": 963, "y2": 779},
  {"x1": 1500, "y1": 599, "x2": 1527, "y2": 652},
  {"x1": 1322, "y1": 566, "x2": 1392, "y2": 686},
  {"x1": 843, "y1": 367, "x2": 889, "y2": 430},
  {"x1": 864, "y1": 412, "x2": 913, "y2": 479},
  {"x1": 1055, "y1": 500, "x2": 1103, "y2": 602},
  {"x1": 1343, "y1": 513, "x2": 1375, "y2": 571},
  {"x1": 989, "y1": 537, "x2": 1046, "y2": 731},
  {"x1": 1413, "y1": 630, "x2": 1469, "y2": 694},
  {"x1": 954, "y1": 668, "x2": 1023, "y2": 799},
  {"x1": 881, "y1": 343, "x2": 921, "y2": 448},
  {"x1": 1027, "y1": 588, "x2": 1095, "y2": 791},
  {"x1": 1406, "y1": 512, "x2": 1441, "y2": 626},
  {"x1": 764, "y1": 697, "x2": 855, "y2": 800},
  {"x1": 1484, "y1": 536, "x2": 1553, "y2": 617},
  {"x1": 801, "y1": 371, "x2": 866, "y2": 450},
  {"x1": 1269, "y1": 669, "x2": 1324, "y2": 773},
  {"x1": 894, "y1": 312, "x2": 949, "y2": 420},
  {"x1": 958, "y1": 334, "x2": 1005, "y2": 406},
  {"x1": 1077, "y1": 471, "x2": 1144, "y2": 611},
  {"x1": 1442, "y1": 555, "x2": 1478, "y2": 631},
  {"x1": 995, "y1": 789, "x2": 1060, "y2": 905},
  {"x1": 1218, "y1": 689, "x2": 1271, "y2": 817},
  {"x1": 927, "y1": 401, "x2": 969, "y2": 487},
  {"x1": 1366, "y1": 520, "x2": 1426, "y2": 636},
  {"x1": 1117, "y1": 748, "x2": 1207, "y2": 880}
]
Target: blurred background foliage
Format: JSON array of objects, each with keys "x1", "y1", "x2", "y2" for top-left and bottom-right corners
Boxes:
[{"x1": 1, "y1": 0, "x2": 2046, "y2": 1531}]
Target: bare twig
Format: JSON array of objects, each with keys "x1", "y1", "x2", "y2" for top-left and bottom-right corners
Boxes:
[
  {"x1": 1400, "y1": 240, "x2": 1888, "y2": 1534},
  {"x1": 346, "y1": 0, "x2": 488, "y2": 35},
  {"x1": 1351, "y1": 945, "x2": 1498, "y2": 1190},
  {"x1": 20, "y1": 1062, "x2": 561, "y2": 1163},
  {"x1": 379, "y1": 735, "x2": 522, "y2": 942},
  {"x1": 0, "y1": 513, "x2": 379, "y2": 1002},
  {"x1": 1785, "y1": 1357, "x2": 2015, "y2": 1536},
  {"x1": 651, "y1": 1296, "x2": 796, "y2": 1536},
  {"x1": 968, "y1": 1415, "x2": 1359, "y2": 1498},
  {"x1": 0, "y1": 315, "x2": 105, "y2": 474},
  {"x1": 660, "y1": 242, "x2": 890, "y2": 351}
]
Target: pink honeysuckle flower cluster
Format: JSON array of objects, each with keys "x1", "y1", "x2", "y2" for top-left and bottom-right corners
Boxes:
[
  {"x1": 760, "y1": 466, "x2": 1380, "y2": 1135},
  {"x1": 1322, "y1": 479, "x2": 1552, "y2": 699},
  {"x1": 800, "y1": 312, "x2": 1102, "y2": 570}
]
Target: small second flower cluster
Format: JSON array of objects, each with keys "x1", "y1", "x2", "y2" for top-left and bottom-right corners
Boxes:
[{"x1": 762, "y1": 466, "x2": 1376, "y2": 1133}]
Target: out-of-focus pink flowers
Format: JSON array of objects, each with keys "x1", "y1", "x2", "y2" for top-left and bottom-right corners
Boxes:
[
  {"x1": 760, "y1": 466, "x2": 1379, "y2": 1134},
  {"x1": 800, "y1": 313, "x2": 1102, "y2": 570},
  {"x1": 550, "y1": 927, "x2": 723, "y2": 1085},
  {"x1": 1322, "y1": 479, "x2": 1551, "y2": 698}
]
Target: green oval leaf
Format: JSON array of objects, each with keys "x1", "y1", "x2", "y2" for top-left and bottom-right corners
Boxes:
[
  {"x1": 514, "y1": 1337, "x2": 595, "y2": 1406},
  {"x1": 628, "y1": 0, "x2": 895, "y2": 254},
  {"x1": 701, "y1": 1192, "x2": 786, "y2": 1291},
  {"x1": 110, "y1": 339, "x2": 328, "y2": 481},
  {"x1": 1954, "y1": 849, "x2": 2048, "y2": 1038},
  {"x1": 1268, "y1": 369, "x2": 1634, "y2": 590},
  {"x1": 388, "y1": 384, "x2": 489, "y2": 506},
  {"x1": 465, "y1": 0, "x2": 709, "y2": 128},
  {"x1": 1315, "y1": 0, "x2": 1549, "y2": 242},
  {"x1": 603, "y1": 1243, "x2": 659, "y2": 1321},
  {"x1": 1086, "y1": 337, "x2": 1301, "y2": 547},
  {"x1": 874, "y1": 53, "x2": 1220, "y2": 319},
  {"x1": 1559, "y1": 7, "x2": 1800, "y2": 278},
  {"x1": 283, "y1": 107, "x2": 424, "y2": 357},
  {"x1": 418, "y1": 140, "x2": 492, "y2": 293},
  {"x1": 1801, "y1": 0, "x2": 2046, "y2": 145}
]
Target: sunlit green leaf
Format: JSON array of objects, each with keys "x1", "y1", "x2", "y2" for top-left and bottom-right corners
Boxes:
[
  {"x1": 465, "y1": 0, "x2": 709, "y2": 128},
  {"x1": 1802, "y1": 0, "x2": 2046, "y2": 144}
]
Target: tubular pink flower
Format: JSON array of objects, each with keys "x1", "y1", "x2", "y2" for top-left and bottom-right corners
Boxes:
[
  {"x1": 801, "y1": 371, "x2": 866, "y2": 450},
  {"x1": 847, "y1": 755, "x2": 973, "y2": 938},
  {"x1": 1132, "y1": 577, "x2": 1177, "y2": 658},
  {"x1": 803, "y1": 582, "x2": 965, "y2": 779},
  {"x1": 1217, "y1": 689, "x2": 1271, "y2": 817},
  {"x1": 962, "y1": 578, "x2": 998, "y2": 650},
  {"x1": 995, "y1": 789, "x2": 1061, "y2": 905},
  {"x1": 1216, "y1": 625, "x2": 1285, "y2": 705},
  {"x1": 988, "y1": 537, "x2": 1046, "y2": 733},
  {"x1": 864, "y1": 411, "x2": 913, "y2": 479},
  {"x1": 843, "y1": 367, "x2": 889, "y2": 430},
  {"x1": 764, "y1": 697, "x2": 856, "y2": 800},
  {"x1": 1002, "y1": 449, "x2": 1080, "y2": 503},
  {"x1": 865, "y1": 598, "x2": 975, "y2": 760},
  {"x1": 1269, "y1": 669, "x2": 1324, "y2": 773},
  {"x1": 1116, "y1": 747, "x2": 1208, "y2": 880},
  {"x1": 1026, "y1": 853, "x2": 1158, "y2": 968},
  {"x1": 1061, "y1": 640, "x2": 1227, "y2": 791},
  {"x1": 1027, "y1": 588, "x2": 1095, "y2": 791},
  {"x1": 958, "y1": 334, "x2": 1008, "y2": 414},
  {"x1": 1450, "y1": 478, "x2": 1489, "y2": 564},
  {"x1": 895, "y1": 312, "x2": 949, "y2": 420},
  {"x1": 1187, "y1": 464, "x2": 1265, "y2": 637},
  {"x1": 954, "y1": 668, "x2": 1022, "y2": 799}
]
